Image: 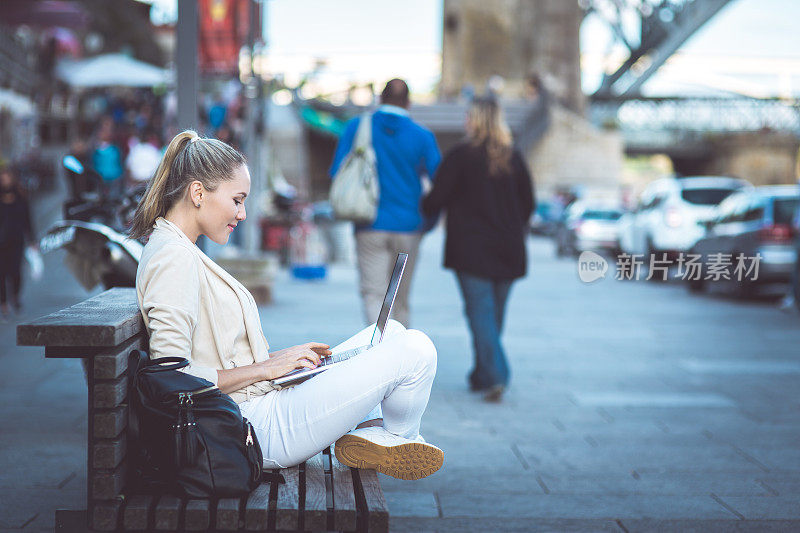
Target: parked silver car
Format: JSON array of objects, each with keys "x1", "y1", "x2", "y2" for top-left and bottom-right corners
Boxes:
[
  {"x1": 555, "y1": 200, "x2": 623, "y2": 257},
  {"x1": 686, "y1": 186, "x2": 799, "y2": 296}
]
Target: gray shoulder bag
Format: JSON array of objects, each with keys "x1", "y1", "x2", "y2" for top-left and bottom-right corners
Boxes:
[{"x1": 330, "y1": 113, "x2": 380, "y2": 223}]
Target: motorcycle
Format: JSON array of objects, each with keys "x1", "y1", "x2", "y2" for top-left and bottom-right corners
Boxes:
[{"x1": 39, "y1": 155, "x2": 144, "y2": 291}]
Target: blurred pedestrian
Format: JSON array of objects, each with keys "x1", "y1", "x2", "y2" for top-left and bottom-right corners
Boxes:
[
  {"x1": 126, "y1": 128, "x2": 163, "y2": 189},
  {"x1": 215, "y1": 122, "x2": 239, "y2": 150},
  {"x1": 516, "y1": 72, "x2": 551, "y2": 151},
  {"x1": 779, "y1": 151, "x2": 800, "y2": 312},
  {"x1": 208, "y1": 92, "x2": 227, "y2": 132},
  {"x1": 0, "y1": 167, "x2": 35, "y2": 317},
  {"x1": 65, "y1": 138, "x2": 94, "y2": 199},
  {"x1": 421, "y1": 97, "x2": 535, "y2": 402},
  {"x1": 330, "y1": 79, "x2": 441, "y2": 327},
  {"x1": 92, "y1": 117, "x2": 124, "y2": 198}
]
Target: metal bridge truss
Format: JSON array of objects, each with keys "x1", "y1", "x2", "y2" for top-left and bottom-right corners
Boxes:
[
  {"x1": 583, "y1": 0, "x2": 734, "y2": 99},
  {"x1": 591, "y1": 97, "x2": 800, "y2": 154}
]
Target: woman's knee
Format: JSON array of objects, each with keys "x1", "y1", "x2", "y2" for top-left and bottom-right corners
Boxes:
[{"x1": 402, "y1": 329, "x2": 437, "y2": 370}]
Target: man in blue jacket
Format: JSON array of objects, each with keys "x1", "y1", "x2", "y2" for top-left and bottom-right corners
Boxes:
[{"x1": 330, "y1": 79, "x2": 441, "y2": 327}]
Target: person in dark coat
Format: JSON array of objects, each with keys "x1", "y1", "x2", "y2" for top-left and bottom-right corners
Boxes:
[
  {"x1": 0, "y1": 167, "x2": 34, "y2": 316},
  {"x1": 421, "y1": 97, "x2": 535, "y2": 402}
]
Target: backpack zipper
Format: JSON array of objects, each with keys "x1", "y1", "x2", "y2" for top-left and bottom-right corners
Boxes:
[{"x1": 245, "y1": 423, "x2": 254, "y2": 446}]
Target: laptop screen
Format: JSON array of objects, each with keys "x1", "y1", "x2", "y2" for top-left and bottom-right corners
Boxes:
[{"x1": 370, "y1": 253, "x2": 408, "y2": 346}]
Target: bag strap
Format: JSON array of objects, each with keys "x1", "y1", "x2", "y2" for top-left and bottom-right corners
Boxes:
[
  {"x1": 139, "y1": 356, "x2": 190, "y2": 373},
  {"x1": 353, "y1": 112, "x2": 372, "y2": 151},
  {"x1": 127, "y1": 349, "x2": 151, "y2": 446}
]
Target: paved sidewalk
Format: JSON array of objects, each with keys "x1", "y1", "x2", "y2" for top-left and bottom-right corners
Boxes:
[
  {"x1": 3, "y1": 192, "x2": 800, "y2": 531},
  {"x1": 0, "y1": 170, "x2": 100, "y2": 532},
  {"x1": 260, "y1": 232, "x2": 800, "y2": 532}
]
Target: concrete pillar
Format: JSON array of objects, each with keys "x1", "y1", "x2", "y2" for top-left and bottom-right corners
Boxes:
[
  {"x1": 441, "y1": 0, "x2": 584, "y2": 113},
  {"x1": 706, "y1": 133, "x2": 799, "y2": 185}
]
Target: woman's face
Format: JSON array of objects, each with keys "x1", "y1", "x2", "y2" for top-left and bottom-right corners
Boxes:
[{"x1": 198, "y1": 164, "x2": 250, "y2": 245}]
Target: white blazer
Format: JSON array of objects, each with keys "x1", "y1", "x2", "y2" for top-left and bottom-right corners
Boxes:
[{"x1": 136, "y1": 217, "x2": 276, "y2": 402}]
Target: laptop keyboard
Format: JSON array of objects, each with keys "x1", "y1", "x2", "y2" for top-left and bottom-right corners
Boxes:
[
  {"x1": 271, "y1": 344, "x2": 372, "y2": 386},
  {"x1": 324, "y1": 344, "x2": 370, "y2": 365}
]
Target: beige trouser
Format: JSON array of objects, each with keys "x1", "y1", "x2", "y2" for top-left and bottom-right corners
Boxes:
[{"x1": 355, "y1": 230, "x2": 422, "y2": 327}]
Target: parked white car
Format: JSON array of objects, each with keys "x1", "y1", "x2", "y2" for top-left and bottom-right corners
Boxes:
[{"x1": 618, "y1": 176, "x2": 751, "y2": 258}]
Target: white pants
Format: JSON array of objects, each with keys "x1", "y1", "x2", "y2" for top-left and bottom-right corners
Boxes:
[{"x1": 239, "y1": 320, "x2": 437, "y2": 468}]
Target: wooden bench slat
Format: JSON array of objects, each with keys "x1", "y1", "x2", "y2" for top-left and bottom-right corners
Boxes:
[
  {"x1": 153, "y1": 495, "x2": 182, "y2": 531},
  {"x1": 276, "y1": 466, "x2": 300, "y2": 531},
  {"x1": 330, "y1": 451, "x2": 357, "y2": 531},
  {"x1": 45, "y1": 345, "x2": 106, "y2": 358},
  {"x1": 92, "y1": 436, "x2": 127, "y2": 469},
  {"x1": 303, "y1": 453, "x2": 327, "y2": 531},
  {"x1": 17, "y1": 287, "x2": 142, "y2": 348},
  {"x1": 94, "y1": 405, "x2": 127, "y2": 439},
  {"x1": 356, "y1": 469, "x2": 390, "y2": 533},
  {"x1": 123, "y1": 494, "x2": 154, "y2": 531},
  {"x1": 216, "y1": 498, "x2": 242, "y2": 531},
  {"x1": 94, "y1": 335, "x2": 145, "y2": 379},
  {"x1": 183, "y1": 500, "x2": 210, "y2": 531},
  {"x1": 244, "y1": 482, "x2": 271, "y2": 531},
  {"x1": 94, "y1": 376, "x2": 127, "y2": 408},
  {"x1": 90, "y1": 499, "x2": 121, "y2": 531}
]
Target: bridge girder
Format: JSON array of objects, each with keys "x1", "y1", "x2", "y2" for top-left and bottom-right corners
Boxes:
[
  {"x1": 591, "y1": 96, "x2": 800, "y2": 156},
  {"x1": 584, "y1": 0, "x2": 734, "y2": 99}
]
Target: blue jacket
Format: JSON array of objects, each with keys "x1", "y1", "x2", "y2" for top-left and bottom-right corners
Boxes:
[
  {"x1": 92, "y1": 143, "x2": 123, "y2": 182},
  {"x1": 330, "y1": 106, "x2": 441, "y2": 232}
]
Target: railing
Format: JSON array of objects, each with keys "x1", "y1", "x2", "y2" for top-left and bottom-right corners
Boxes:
[
  {"x1": 590, "y1": 96, "x2": 800, "y2": 152},
  {"x1": 592, "y1": 97, "x2": 800, "y2": 133}
]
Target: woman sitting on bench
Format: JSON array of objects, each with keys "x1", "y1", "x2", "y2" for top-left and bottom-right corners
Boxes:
[{"x1": 128, "y1": 131, "x2": 443, "y2": 480}]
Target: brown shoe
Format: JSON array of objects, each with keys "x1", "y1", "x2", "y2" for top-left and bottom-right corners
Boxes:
[
  {"x1": 334, "y1": 427, "x2": 444, "y2": 480},
  {"x1": 483, "y1": 384, "x2": 505, "y2": 403}
]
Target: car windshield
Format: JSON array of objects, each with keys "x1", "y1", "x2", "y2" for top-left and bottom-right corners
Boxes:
[
  {"x1": 681, "y1": 188, "x2": 737, "y2": 205},
  {"x1": 772, "y1": 198, "x2": 799, "y2": 224},
  {"x1": 582, "y1": 210, "x2": 622, "y2": 221}
]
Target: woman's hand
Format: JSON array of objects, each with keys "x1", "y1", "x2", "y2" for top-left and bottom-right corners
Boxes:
[
  {"x1": 261, "y1": 342, "x2": 332, "y2": 380},
  {"x1": 216, "y1": 343, "x2": 332, "y2": 393}
]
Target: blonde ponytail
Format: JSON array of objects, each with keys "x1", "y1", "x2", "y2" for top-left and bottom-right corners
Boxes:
[{"x1": 128, "y1": 130, "x2": 246, "y2": 240}]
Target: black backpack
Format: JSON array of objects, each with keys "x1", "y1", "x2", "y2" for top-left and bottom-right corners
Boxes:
[{"x1": 126, "y1": 350, "x2": 274, "y2": 498}]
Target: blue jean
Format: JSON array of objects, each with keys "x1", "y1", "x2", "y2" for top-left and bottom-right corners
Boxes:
[{"x1": 456, "y1": 271, "x2": 513, "y2": 390}]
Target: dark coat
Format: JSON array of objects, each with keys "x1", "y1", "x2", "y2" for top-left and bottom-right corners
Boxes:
[
  {"x1": 421, "y1": 141, "x2": 535, "y2": 280},
  {"x1": 0, "y1": 193, "x2": 33, "y2": 247}
]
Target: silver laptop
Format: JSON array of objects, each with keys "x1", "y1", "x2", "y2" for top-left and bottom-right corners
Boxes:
[{"x1": 270, "y1": 253, "x2": 408, "y2": 387}]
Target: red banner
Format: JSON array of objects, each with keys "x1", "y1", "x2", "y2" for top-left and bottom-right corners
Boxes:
[{"x1": 198, "y1": 0, "x2": 258, "y2": 76}]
